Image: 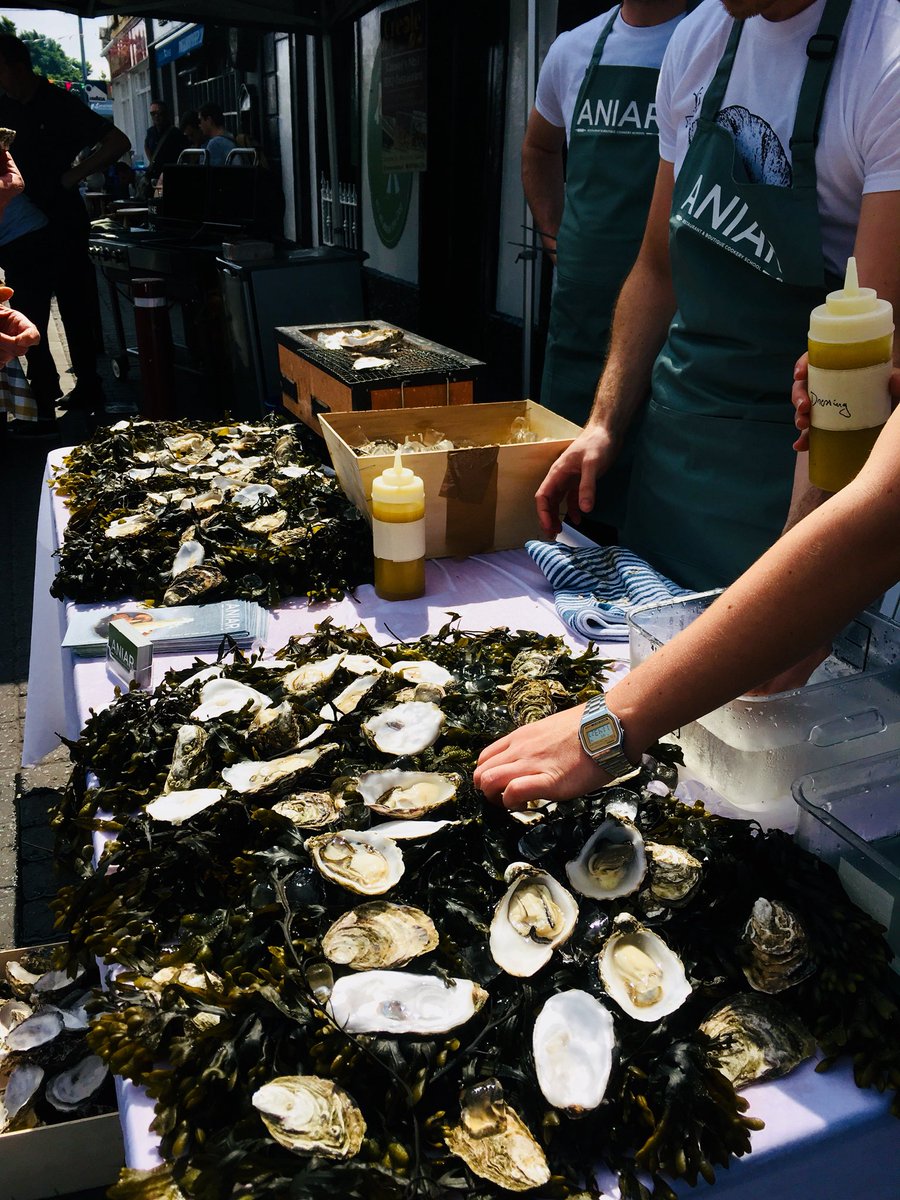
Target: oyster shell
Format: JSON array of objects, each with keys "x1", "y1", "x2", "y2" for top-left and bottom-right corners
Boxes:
[
  {"x1": 356, "y1": 769, "x2": 456, "y2": 818},
  {"x1": 328, "y1": 970, "x2": 487, "y2": 1034},
  {"x1": 282, "y1": 653, "x2": 346, "y2": 692},
  {"x1": 319, "y1": 674, "x2": 380, "y2": 718},
  {"x1": 341, "y1": 654, "x2": 386, "y2": 676},
  {"x1": 163, "y1": 724, "x2": 210, "y2": 793},
  {"x1": 532, "y1": 990, "x2": 614, "y2": 1113},
  {"x1": 599, "y1": 915, "x2": 691, "y2": 1022},
  {"x1": 190, "y1": 678, "x2": 273, "y2": 722},
  {"x1": 363, "y1": 701, "x2": 444, "y2": 756},
  {"x1": 105, "y1": 513, "x2": 156, "y2": 538},
  {"x1": 306, "y1": 829, "x2": 404, "y2": 895},
  {"x1": 232, "y1": 482, "x2": 278, "y2": 506},
  {"x1": 700, "y1": 993, "x2": 815, "y2": 1088},
  {"x1": 0, "y1": 1063, "x2": 44, "y2": 1130},
  {"x1": 506, "y1": 677, "x2": 557, "y2": 725},
  {"x1": 271, "y1": 792, "x2": 343, "y2": 829},
  {"x1": 45, "y1": 1055, "x2": 108, "y2": 1112},
  {"x1": 0, "y1": 997, "x2": 33, "y2": 1040},
  {"x1": 445, "y1": 1079, "x2": 550, "y2": 1193},
  {"x1": 322, "y1": 901, "x2": 438, "y2": 970},
  {"x1": 389, "y1": 660, "x2": 455, "y2": 687},
  {"x1": 566, "y1": 815, "x2": 646, "y2": 900},
  {"x1": 372, "y1": 818, "x2": 455, "y2": 840},
  {"x1": 646, "y1": 841, "x2": 703, "y2": 905},
  {"x1": 247, "y1": 702, "x2": 300, "y2": 758},
  {"x1": 490, "y1": 863, "x2": 578, "y2": 977},
  {"x1": 163, "y1": 565, "x2": 227, "y2": 606},
  {"x1": 242, "y1": 510, "x2": 287, "y2": 534},
  {"x1": 510, "y1": 649, "x2": 554, "y2": 678},
  {"x1": 222, "y1": 745, "x2": 337, "y2": 794},
  {"x1": 145, "y1": 788, "x2": 226, "y2": 825},
  {"x1": 742, "y1": 898, "x2": 815, "y2": 993},
  {"x1": 251, "y1": 1076, "x2": 365, "y2": 1158},
  {"x1": 170, "y1": 540, "x2": 205, "y2": 576},
  {"x1": 4, "y1": 1008, "x2": 65, "y2": 1050}
]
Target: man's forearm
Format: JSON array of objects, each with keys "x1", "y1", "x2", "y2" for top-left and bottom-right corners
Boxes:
[
  {"x1": 522, "y1": 146, "x2": 563, "y2": 253},
  {"x1": 65, "y1": 129, "x2": 131, "y2": 187}
]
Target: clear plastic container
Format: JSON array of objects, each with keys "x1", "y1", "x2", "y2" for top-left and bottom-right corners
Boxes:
[
  {"x1": 627, "y1": 593, "x2": 900, "y2": 829},
  {"x1": 793, "y1": 751, "x2": 900, "y2": 973}
]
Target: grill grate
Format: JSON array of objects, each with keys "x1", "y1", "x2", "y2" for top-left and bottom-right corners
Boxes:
[{"x1": 278, "y1": 322, "x2": 483, "y2": 386}]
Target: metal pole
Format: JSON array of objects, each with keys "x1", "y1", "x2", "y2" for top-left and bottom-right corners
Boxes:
[
  {"x1": 132, "y1": 277, "x2": 175, "y2": 420},
  {"x1": 521, "y1": 0, "x2": 538, "y2": 398},
  {"x1": 77, "y1": 17, "x2": 88, "y2": 87}
]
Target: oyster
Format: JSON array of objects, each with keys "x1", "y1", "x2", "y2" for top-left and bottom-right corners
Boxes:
[
  {"x1": 489, "y1": 863, "x2": 578, "y2": 977},
  {"x1": 646, "y1": 841, "x2": 703, "y2": 905},
  {"x1": 322, "y1": 901, "x2": 438, "y2": 970},
  {"x1": 566, "y1": 814, "x2": 646, "y2": 900},
  {"x1": 271, "y1": 792, "x2": 343, "y2": 829},
  {"x1": 306, "y1": 829, "x2": 404, "y2": 895},
  {"x1": 232, "y1": 483, "x2": 278, "y2": 507},
  {"x1": 190, "y1": 678, "x2": 273, "y2": 722},
  {"x1": 389, "y1": 660, "x2": 455, "y2": 687},
  {"x1": 247, "y1": 702, "x2": 300, "y2": 758},
  {"x1": 163, "y1": 565, "x2": 227, "y2": 606},
  {"x1": 356, "y1": 769, "x2": 456, "y2": 818},
  {"x1": 282, "y1": 654, "x2": 347, "y2": 692},
  {"x1": 532, "y1": 990, "x2": 614, "y2": 1112},
  {"x1": 363, "y1": 701, "x2": 444, "y2": 756},
  {"x1": 170, "y1": 540, "x2": 205, "y2": 576},
  {"x1": 328, "y1": 970, "x2": 487, "y2": 1034},
  {"x1": 445, "y1": 1079, "x2": 550, "y2": 1193},
  {"x1": 145, "y1": 788, "x2": 226, "y2": 825},
  {"x1": 45, "y1": 1055, "x2": 108, "y2": 1112},
  {"x1": 164, "y1": 432, "x2": 215, "y2": 460},
  {"x1": 163, "y1": 724, "x2": 210, "y2": 793},
  {"x1": 742, "y1": 898, "x2": 815, "y2": 993},
  {"x1": 222, "y1": 745, "x2": 337, "y2": 794},
  {"x1": 4, "y1": 1008, "x2": 65, "y2": 1050},
  {"x1": 241, "y1": 510, "x2": 287, "y2": 534},
  {"x1": 506, "y1": 677, "x2": 557, "y2": 725},
  {"x1": 105, "y1": 513, "x2": 155, "y2": 538},
  {"x1": 372, "y1": 818, "x2": 455, "y2": 840},
  {"x1": 599, "y1": 915, "x2": 691, "y2": 1022},
  {"x1": 251, "y1": 1076, "x2": 365, "y2": 1158},
  {"x1": 319, "y1": 674, "x2": 381, "y2": 718},
  {"x1": 700, "y1": 993, "x2": 815, "y2": 1088},
  {"x1": 179, "y1": 489, "x2": 223, "y2": 514},
  {"x1": 510, "y1": 649, "x2": 554, "y2": 678},
  {"x1": 0, "y1": 997, "x2": 32, "y2": 1041},
  {"x1": 341, "y1": 654, "x2": 386, "y2": 676},
  {"x1": 0, "y1": 1063, "x2": 44, "y2": 1130}
]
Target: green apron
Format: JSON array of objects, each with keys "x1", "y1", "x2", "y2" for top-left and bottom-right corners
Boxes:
[
  {"x1": 540, "y1": 6, "x2": 667, "y2": 529},
  {"x1": 622, "y1": 0, "x2": 850, "y2": 589}
]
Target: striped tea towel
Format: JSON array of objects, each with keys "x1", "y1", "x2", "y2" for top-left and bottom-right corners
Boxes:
[
  {"x1": 526, "y1": 540, "x2": 692, "y2": 642},
  {"x1": 0, "y1": 357, "x2": 37, "y2": 422}
]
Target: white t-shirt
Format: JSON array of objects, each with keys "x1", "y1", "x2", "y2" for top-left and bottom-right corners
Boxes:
[
  {"x1": 536, "y1": 8, "x2": 687, "y2": 140},
  {"x1": 657, "y1": 0, "x2": 900, "y2": 277}
]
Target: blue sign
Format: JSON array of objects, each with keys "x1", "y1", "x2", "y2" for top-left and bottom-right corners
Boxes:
[{"x1": 155, "y1": 25, "x2": 204, "y2": 67}]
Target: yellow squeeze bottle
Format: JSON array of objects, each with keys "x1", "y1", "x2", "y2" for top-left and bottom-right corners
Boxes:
[
  {"x1": 808, "y1": 257, "x2": 894, "y2": 491},
  {"x1": 371, "y1": 449, "x2": 426, "y2": 601}
]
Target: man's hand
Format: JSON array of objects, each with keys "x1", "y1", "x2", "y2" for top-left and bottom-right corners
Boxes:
[
  {"x1": 535, "y1": 424, "x2": 618, "y2": 536},
  {"x1": 474, "y1": 704, "x2": 610, "y2": 810},
  {"x1": 794, "y1": 352, "x2": 900, "y2": 452},
  {"x1": 0, "y1": 149, "x2": 24, "y2": 216},
  {"x1": 0, "y1": 305, "x2": 40, "y2": 365}
]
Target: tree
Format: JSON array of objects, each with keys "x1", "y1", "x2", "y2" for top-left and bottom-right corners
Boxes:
[{"x1": 0, "y1": 17, "x2": 90, "y2": 82}]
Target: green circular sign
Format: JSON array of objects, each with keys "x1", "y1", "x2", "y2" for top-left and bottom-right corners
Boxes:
[{"x1": 367, "y1": 47, "x2": 413, "y2": 250}]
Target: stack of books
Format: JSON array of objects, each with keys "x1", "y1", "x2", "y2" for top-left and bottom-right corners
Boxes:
[{"x1": 62, "y1": 600, "x2": 269, "y2": 657}]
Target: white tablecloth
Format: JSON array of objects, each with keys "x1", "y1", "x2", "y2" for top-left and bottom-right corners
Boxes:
[{"x1": 23, "y1": 449, "x2": 897, "y2": 1196}]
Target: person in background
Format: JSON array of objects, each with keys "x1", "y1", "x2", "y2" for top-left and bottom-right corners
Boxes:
[
  {"x1": 179, "y1": 110, "x2": 204, "y2": 150},
  {"x1": 475, "y1": 362, "x2": 900, "y2": 809},
  {"x1": 144, "y1": 100, "x2": 187, "y2": 189},
  {"x1": 0, "y1": 34, "x2": 131, "y2": 427},
  {"x1": 523, "y1": 0, "x2": 689, "y2": 539},
  {"x1": 0, "y1": 149, "x2": 43, "y2": 435},
  {"x1": 534, "y1": 0, "x2": 900, "y2": 591},
  {"x1": 198, "y1": 103, "x2": 236, "y2": 166},
  {"x1": 143, "y1": 98, "x2": 171, "y2": 165}
]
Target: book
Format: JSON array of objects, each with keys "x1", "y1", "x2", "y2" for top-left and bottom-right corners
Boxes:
[{"x1": 63, "y1": 600, "x2": 269, "y2": 657}]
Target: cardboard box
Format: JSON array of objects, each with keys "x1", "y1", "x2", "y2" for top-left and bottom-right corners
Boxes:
[
  {"x1": 276, "y1": 321, "x2": 483, "y2": 432},
  {"x1": 0, "y1": 944, "x2": 125, "y2": 1200},
  {"x1": 320, "y1": 400, "x2": 581, "y2": 558}
]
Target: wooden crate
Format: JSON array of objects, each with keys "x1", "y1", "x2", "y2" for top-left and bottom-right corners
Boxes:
[{"x1": 320, "y1": 400, "x2": 581, "y2": 559}]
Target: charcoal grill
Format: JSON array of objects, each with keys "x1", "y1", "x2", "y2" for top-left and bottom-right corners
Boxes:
[{"x1": 276, "y1": 320, "x2": 484, "y2": 431}]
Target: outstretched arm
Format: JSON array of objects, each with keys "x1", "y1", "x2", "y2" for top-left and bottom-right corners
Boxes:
[{"x1": 477, "y1": 391, "x2": 900, "y2": 808}]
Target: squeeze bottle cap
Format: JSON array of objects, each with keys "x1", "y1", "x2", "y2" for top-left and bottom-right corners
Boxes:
[
  {"x1": 809, "y1": 256, "x2": 893, "y2": 344},
  {"x1": 371, "y1": 448, "x2": 425, "y2": 505}
]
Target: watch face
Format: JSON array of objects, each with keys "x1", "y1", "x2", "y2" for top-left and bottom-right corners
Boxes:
[{"x1": 583, "y1": 717, "x2": 617, "y2": 752}]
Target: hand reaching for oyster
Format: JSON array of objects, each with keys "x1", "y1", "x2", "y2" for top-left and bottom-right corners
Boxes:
[{"x1": 475, "y1": 702, "x2": 612, "y2": 809}]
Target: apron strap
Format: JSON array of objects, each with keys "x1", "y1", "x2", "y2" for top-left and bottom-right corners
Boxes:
[
  {"x1": 588, "y1": 6, "x2": 621, "y2": 70},
  {"x1": 789, "y1": 0, "x2": 853, "y2": 189},
  {"x1": 698, "y1": 19, "x2": 742, "y2": 122}
]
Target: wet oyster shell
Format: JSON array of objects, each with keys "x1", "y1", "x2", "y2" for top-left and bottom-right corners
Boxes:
[
  {"x1": 247, "y1": 702, "x2": 301, "y2": 758},
  {"x1": 490, "y1": 863, "x2": 578, "y2": 978},
  {"x1": 742, "y1": 898, "x2": 815, "y2": 993},
  {"x1": 599, "y1": 915, "x2": 691, "y2": 1022},
  {"x1": 170, "y1": 540, "x2": 205, "y2": 577},
  {"x1": 532, "y1": 989, "x2": 614, "y2": 1112},
  {"x1": 271, "y1": 791, "x2": 343, "y2": 829},
  {"x1": 566, "y1": 815, "x2": 646, "y2": 900},
  {"x1": 0, "y1": 1063, "x2": 44, "y2": 1130},
  {"x1": 4, "y1": 1008, "x2": 65, "y2": 1050},
  {"x1": 328, "y1": 970, "x2": 487, "y2": 1034},
  {"x1": 45, "y1": 1054, "x2": 108, "y2": 1112},
  {"x1": 445, "y1": 1082, "x2": 550, "y2": 1193},
  {"x1": 356, "y1": 769, "x2": 456, "y2": 818},
  {"x1": 646, "y1": 841, "x2": 703, "y2": 905},
  {"x1": 163, "y1": 724, "x2": 210, "y2": 793},
  {"x1": 191, "y1": 677, "x2": 272, "y2": 727},
  {"x1": 282, "y1": 653, "x2": 347, "y2": 692},
  {"x1": 145, "y1": 788, "x2": 226, "y2": 825},
  {"x1": 163, "y1": 565, "x2": 227, "y2": 606},
  {"x1": 506, "y1": 677, "x2": 557, "y2": 725},
  {"x1": 319, "y1": 674, "x2": 380, "y2": 719},
  {"x1": 252, "y1": 1075, "x2": 365, "y2": 1158},
  {"x1": 104, "y1": 512, "x2": 156, "y2": 538},
  {"x1": 222, "y1": 744, "x2": 337, "y2": 794},
  {"x1": 363, "y1": 701, "x2": 444, "y2": 756},
  {"x1": 700, "y1": 993, "x2": 815, "y2": 1088},
  {"x1": 306, "y1": 829, "x2": 404, "y2": 895},
  {"x1": 322, "y1": 901, "x2": 438, "y2": 970}
]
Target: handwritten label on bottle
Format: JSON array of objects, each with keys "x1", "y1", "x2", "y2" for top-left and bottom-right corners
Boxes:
[
  {"x1": 372, "y1": 517, "x2": 426, "y2": 563},
  {"x1": 808, "y1": 361, "x2": 892, "y2": 432}
]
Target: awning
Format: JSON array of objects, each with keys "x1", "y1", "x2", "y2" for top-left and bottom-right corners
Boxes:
[
  {"x1": 0, "y1": 0, "x2": 380, "y2": 34},
  {"x1": 154, "y1": 24, "x2": 205, "y2": 66}
]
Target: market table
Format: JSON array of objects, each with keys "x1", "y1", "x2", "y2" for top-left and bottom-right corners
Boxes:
[{"x1": 22, "y1": 449, "x2": 898, "y2": 1199}]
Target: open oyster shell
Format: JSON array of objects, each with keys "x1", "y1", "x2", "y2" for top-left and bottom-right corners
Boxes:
[
  {"x1": 328, "y1": 970, "x2": 487, "y2": 1035},
  {"x1": 599, "y1": 915, "x2": 691, "y2": 1022},
  {"x1": 145, "y1": 788, "x2": 226, "y2": 825},
  {"x1": 742, "y1": 898, "x2": 815, "y2": 993},
  {"x1": 319, "y1": 674, "x2": 380, "y2": 719},
  {"x1": 356, "y1": 769, "x2": 456, "y2": 818},
  {"x1": 445, "y1": 1078, "x2": 550, "y2": 1193},
  {"x1": 221, "y1": 744, "x2": 337, "y2": 795},
  {"x1": 282, "y1": 654, "x2": 347, "y2": 692},
  {"x1": 190, "y1": 678, "x2": 273, "y2": 722},
  {"x1": 489, "y1": 863, "x2": 578, "y2": 977},
  {"x1": 247, "y1": 702, "x2": 301, "y2": 758},
  {"x1": 363, "y1": 701, "x2": 444, "y2": 756},
  {"x1": 700, "y1": 993, "x2": 815, "y2": 1088},
  {"x1": 306, "y1": 829, "x2": 404, "y2": 895},
  {"x1": 0, "y1": 1063, "x2": 44, "y2": 1131},
  {"x1": 532, "y1": 989, "x2": 614, "y2": 1112},
  {"x1": 389, "y1": 660, "x2": 455, "y2": 687},
  {"x1": 45, "y1": 1055, "x2": 108, "y2": 1112},
  {"x1": 322, "y1": 901, "x2": 438, "y2": 970},
  {"x1": 566, "y1": 814, "x2": 646, "y2": 900},
  {"x1": 252, "y1": 1075, "x2": 365, "y2": 1158}
]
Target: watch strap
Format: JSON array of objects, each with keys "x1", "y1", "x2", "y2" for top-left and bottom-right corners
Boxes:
[{"x1": 579, "y1": 694, "x2": 637, "y2": 780}]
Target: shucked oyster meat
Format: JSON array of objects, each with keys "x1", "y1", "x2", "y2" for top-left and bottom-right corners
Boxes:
[
  {"x1": 252, "y1": 1075, "x2": 365, "y2": 1158},
  {"x1": 599, "y1": 914, "x2": 691, "y2": 1021},
  {"x1": 355, "y1": 769, "x2": 456, "y2": 818},
  {"x1": 306, "y1": 829, "x2": 404, "y2": 894},
  {"x1": 490, "y1": 863, "x2": 578, "y2": 977},
  {"x1": 566, "y1": 813, "x2": 646, "y2": 900}
]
